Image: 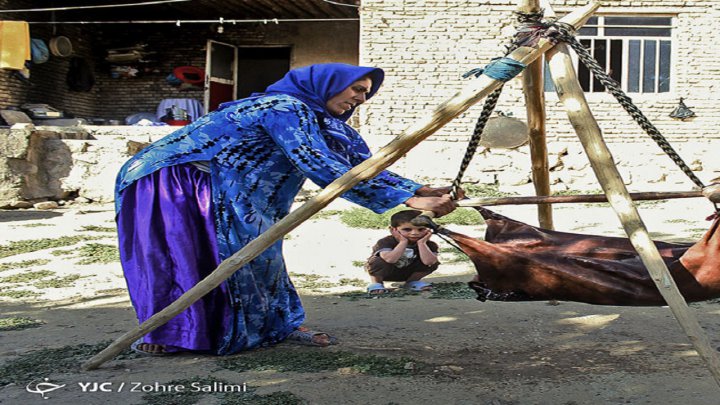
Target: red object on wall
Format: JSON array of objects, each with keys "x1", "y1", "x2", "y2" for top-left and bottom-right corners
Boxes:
[{"x1": 173, "y1": 66, "x2": 205, "y2": 85}]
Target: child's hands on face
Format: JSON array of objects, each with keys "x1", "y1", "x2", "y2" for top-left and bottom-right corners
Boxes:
[
  {"x1": 390, "y1": 227, "x2": 408, "y2": 243},
  {"x1": 418, "y1": 231, "x2": 432, "y2": 244}
]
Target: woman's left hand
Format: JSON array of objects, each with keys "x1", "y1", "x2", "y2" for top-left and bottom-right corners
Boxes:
[{"x1": 416, "y1": 185, "x2": 465, "y2": 200}]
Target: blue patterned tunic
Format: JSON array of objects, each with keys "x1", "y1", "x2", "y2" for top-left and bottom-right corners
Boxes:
[{"x1": 115, "y1": 94, "x2": 422, "y2": 353}]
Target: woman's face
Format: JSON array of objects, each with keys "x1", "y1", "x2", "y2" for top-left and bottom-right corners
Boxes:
[{"x1": 325, "y1": 77, "x2": 372, "y2": 117}]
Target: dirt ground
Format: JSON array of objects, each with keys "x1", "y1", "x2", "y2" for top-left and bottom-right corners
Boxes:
[{"x1": 2, "y1": 197, "x2": 720, "y2": 405}]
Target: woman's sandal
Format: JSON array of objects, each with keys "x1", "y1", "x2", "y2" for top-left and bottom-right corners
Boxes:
[
  {"x1": 285, "y1": 326, "x2": 339, "y2": 347},
  {"x1": 130, "y1": 339, "x2": 172, "y2": 356},
  {"x1": 366, "y1": 282, "x2": 388, "y2": 294}
]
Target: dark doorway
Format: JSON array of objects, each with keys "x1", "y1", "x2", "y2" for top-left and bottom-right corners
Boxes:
[{"x1": 236, "y1": 47, "x2": 292, "y2": 99}]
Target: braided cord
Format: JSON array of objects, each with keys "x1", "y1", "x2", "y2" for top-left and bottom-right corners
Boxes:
[
  {"x1": 450, "y1": 87, "x2": 503, "y2": 199},
  {"x1": 551, "y1": 24, "x2": 705, "y2": 189}
]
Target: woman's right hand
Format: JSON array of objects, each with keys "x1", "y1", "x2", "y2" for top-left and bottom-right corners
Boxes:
[{"x1": 404, "y1": 195, "x2": 457, "y2": 217}]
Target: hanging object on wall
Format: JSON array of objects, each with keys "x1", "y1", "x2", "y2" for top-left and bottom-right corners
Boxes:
[
  {"x1": 173, "y1": 66, "x2": 205, "y2": 86},
  {"x1": 480, "y1": 111, "x2": 530, "y2": 149},
  {"x1": 30, "y1": 38, "x2": 49, "y2": 64},
  {"x1": 48, "y1": 35, "x2": 73, "y2": 57},
  {"x1": 669, "y1": 97, "x2": 696, "y2": 121}
]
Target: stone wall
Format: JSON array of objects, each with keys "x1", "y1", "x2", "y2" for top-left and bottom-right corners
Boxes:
[
  {"x1": 0, "y1": 125, "x2": 175, "y2": 208},
  {"x1": 0, "y1": 124, "x2": 716, "y2": 209}
]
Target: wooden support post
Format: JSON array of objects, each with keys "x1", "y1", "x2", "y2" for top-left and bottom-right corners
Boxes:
[
  {"x1": 81, "y1": 2, "x2": 600, "y2": 371},
  {"x1": 544, "y1": 18, "x2": 720, "y2": 386},
  {"x1": 519, "y1": 0, "x2": 554, "y2": 229},
  {"x1": 457, "y1": 190, "x2": 702, "y2": 207}
]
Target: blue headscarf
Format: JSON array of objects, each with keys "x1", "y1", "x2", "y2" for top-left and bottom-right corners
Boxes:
[{"x1": 263, "y1": 63, "x2": 384, "y2": 122}]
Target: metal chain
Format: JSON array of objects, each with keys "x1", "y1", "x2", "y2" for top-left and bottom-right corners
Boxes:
[{"x1": 550, "y1": 23, "x2": 705, "y2": 190}]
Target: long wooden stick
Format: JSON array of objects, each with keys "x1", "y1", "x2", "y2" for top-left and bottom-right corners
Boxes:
[
  {"x1": 81, "y1": 2, "x2": 600, "y2": 371},
  {"x1": 520, "y1": 0, "x2": 554, "y2": 229},
  {"x1": 544, "y1": 15, "x2": 720, "y2": 386},
  {"x1": 458, "y1": 190, "x2": 702, "y2": 207}
]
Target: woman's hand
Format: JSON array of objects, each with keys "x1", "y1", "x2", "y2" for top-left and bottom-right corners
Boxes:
[
  {"x1": 415, "y1": 185, "x2": 465, "y2": 200},
  {"x1": 404, "y1": 195, "x2": 456, "y2": 217}
]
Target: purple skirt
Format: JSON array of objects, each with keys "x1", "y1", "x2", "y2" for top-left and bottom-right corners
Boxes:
[{"x1": 117, "y1": 164, "x2": 231, "y2": 352}]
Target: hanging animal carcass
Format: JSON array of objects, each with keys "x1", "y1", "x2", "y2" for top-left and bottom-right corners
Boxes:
[{"x1": 440, "y1": 208, "x2": 720, "y2": 306}]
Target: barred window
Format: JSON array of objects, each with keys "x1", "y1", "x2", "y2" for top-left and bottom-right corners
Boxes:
[{"x1": 545, "y1": 15, "x2": 673, "y2": 93}]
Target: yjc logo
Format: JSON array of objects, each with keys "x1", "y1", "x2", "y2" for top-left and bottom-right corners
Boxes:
[
  {"x1": 26, "y1": 378, "x2": 67, "y2": 399},
  {"x1": 78, "y1": 382, "x2": 115, "y2": 392}
]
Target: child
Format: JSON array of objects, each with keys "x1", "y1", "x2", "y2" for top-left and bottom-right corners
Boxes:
[{"x1": 365, "y1": 209, "x2": 440, "y2": 294}]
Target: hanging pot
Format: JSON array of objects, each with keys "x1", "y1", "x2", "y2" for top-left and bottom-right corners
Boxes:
[
  {"x1": 480, "y1": 115, "x2": 529, "y2": 149},
  {"x1": 48, "y1": 36, "x2": 73, "y2": 57}
]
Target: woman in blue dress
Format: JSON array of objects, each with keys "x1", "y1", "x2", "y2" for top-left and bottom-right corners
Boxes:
[{"x1": 115, "y1": 63, "x2": 457, "y2": 355}]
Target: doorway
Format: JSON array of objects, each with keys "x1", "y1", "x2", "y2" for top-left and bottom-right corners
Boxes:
[{"x1": 236, "y1": 47, "x2": 292, "y2": 99}]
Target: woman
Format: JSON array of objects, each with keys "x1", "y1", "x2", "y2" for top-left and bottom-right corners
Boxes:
[{"x1": 115, "y1": 63, "x2": 456, "y2": 355}]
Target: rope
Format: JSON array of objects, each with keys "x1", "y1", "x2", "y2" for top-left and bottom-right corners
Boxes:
[{"x1": 450, "y1": 87, "x2": 503, "y2": 200}]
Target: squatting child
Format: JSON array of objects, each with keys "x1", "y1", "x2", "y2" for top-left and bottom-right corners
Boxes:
[{"x1": 365, "y1": 209, "x2": 440, "y2": 294}]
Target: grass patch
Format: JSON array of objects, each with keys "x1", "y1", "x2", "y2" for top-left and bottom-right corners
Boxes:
[
  {"x1": 434, "y1": 208, "x2": 483, "y2": 226},
  {"x1": 288, "y1": 273, "x2": 336, "y2": 289},
  {"x1": 552, "y1": 189, "x2": 604, "y2": 196},
  {"x1": 51, "y1": 249, "x2": 75, "y2": 256},
  {"x1": 142, "y1": 377, "x2": 305, "y2": 405},
  {"x1": 340, "y1": 207, "x2": 401, "y2": 229},
  {"x1": 219, "y1": 348, "x2": 420, "y2": 377},
  {"x1": 462, "y1": 183, "x2": 515, "y2": 197},
  {"x1": 438, "y1": 247, "x2": 470, "y2": 263},
  {"x1": 338, "y1": 277, "x2": 365, "y2": 286},
  {"x1": 75, "y1": 243, "x2": 120, "y2": 264},
  {"x1": 429, "y1": 282, "x2": 476, "y2": 300},
  {"x1": 336, "y1": 288, "x2": 418, "y2": 300},
  {"x1": 18, "y1": 223, "x2": 52, "y2": 228},
  {"x1": 351, "y1": 260, "x2": 365, "y2": 267},
  {"x1": 0, "y1": 235, "x2": 101, "y2": 259},
  {"x1": 96, "y1": 288, "x2": 127, "y2": 295},
  {"x1": 312, "y1": 209, "x2": 342, "y2": 220},
  {"x1": 0, "y1": 269, "x2": 55, "y2": 283},
  {"x1": 666, "y1": 218, "x2": 692, "y2": 224},
  {"x1": 80, "y1": 225, "x2": 116, "y2": 233},
  {"x1": 0, "y1": 290, "x2": 41, "y2": 298},
  {"x1": 34, "y1": 274, "x2": 82, "y2": 289},
  {"x1": 0, "y1": 341, "x2": 135, "y2": 386},
  {"x1": 0, "y1": 259, "x2": 50, "y2": 272},
  {"x1": 0, "y1": 316, "x2": 44, "y2": 331}
]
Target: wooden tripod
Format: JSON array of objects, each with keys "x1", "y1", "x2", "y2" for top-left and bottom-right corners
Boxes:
[{"x1": 83, "y1": 1, "x2": 720, "y2": 388}]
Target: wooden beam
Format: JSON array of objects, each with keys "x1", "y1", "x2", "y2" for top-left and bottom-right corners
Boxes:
[
  {"x1": 544, "y1": 12, "x2": 720, "y2": 386},
  {"x1": 519, "y1": 0, "x2": 553, "y2": 229},
  {"x1": 458, "y1": 190, "x2": 703, "y2": 207},
  {"x1": 81, "y1": 2, "x2": 601, "y2": 371}
]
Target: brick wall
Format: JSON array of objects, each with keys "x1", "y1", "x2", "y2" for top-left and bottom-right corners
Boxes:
[
  {"x1": 1, "y1": 19, "x2": 358, "y2": 122},
  {"x1": 358, "y1": 0, "x2": 720, "y2": 189}
]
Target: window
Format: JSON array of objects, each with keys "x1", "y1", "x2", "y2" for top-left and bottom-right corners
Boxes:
[{"x1": 545, "y1": 15, "x2": 673, "y2": 93}]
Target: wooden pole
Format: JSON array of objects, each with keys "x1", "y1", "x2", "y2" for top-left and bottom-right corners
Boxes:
[
  {"x1": 457, "y1": 190, "x2": 702, "y2": 207},
  {"x1": 544, "y1": 10, "x2": 720, "y2": 386},
  {"x1": 519, "y1": 0, "x2": 554, "y2": 229},
  {"x1": 81, "y1": 2, "x2": 601, "y2": 371}
]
